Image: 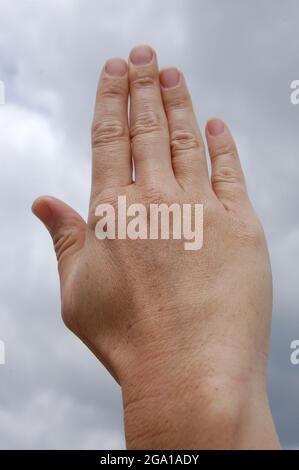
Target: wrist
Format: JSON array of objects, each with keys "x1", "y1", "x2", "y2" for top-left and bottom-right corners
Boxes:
[{"x1": 121, "y1": 360, "x2": 279, "y2": 449}]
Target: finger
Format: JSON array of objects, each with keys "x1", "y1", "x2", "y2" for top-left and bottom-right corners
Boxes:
[
  {"x1": 159, "y1": 68, "x2": 211, "y2": 192},
  {"x1": 91, "y1": 58, "x2": 131, "y2": 202},
  {"x1": 32, "y1": 196, "x2": 86, "y2": 282},
  {"x1": 128, "y1": 45, "x2": 174, "y2": 185},
  {"x1": 205, "y1": 118, "x2": 249, "y2": 210}
]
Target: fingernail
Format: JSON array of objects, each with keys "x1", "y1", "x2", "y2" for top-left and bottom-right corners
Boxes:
[
  {"x1": 130, "y1": 45, "x2": 153, "y2": 65},
  {"x1": 105, "y1": 58, "x2": 127, "y2": 77},
  {"x1": 207, "y1": 118, "x2": 225, "y2": 136},
  {"x1": 160, "y1": 68, "x2": 180, "y2": 88}
]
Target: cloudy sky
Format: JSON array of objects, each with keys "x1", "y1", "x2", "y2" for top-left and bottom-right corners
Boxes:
[{"x1": 0, "y1": 0, "x2": 298, "y2": 449}]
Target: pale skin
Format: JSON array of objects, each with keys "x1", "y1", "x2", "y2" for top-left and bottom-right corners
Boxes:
[{"x1": 32, "y1": 45, "x2": 280, "y2": 449}]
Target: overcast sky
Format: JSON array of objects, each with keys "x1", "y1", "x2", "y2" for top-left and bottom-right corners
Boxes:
[{"x1": 0, "y1": 0, "x2": 298, "y2": 449}]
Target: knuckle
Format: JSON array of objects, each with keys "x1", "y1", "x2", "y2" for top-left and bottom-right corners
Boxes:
[
  {"x1": 89, "y1": 188, "x2": 118, "y2": 215},
  {"x1": 142, "y1": 185, "x2": 169, "y2": 206},
  {"x1": 211, "y1": 141, "x2": 236, "y2": 159},
  {"x1": 211, "y1": 164, "x2": 242, "y2": 186},
  {"x1": 166, "y1": 93, "x2": 191, "y2": 111},
  {"x1": 89, "y1": 188, "x2": 119, "y2": 229},
  {"x1": 232, "y1": 216, "x2": 265, "y2": 247},
  {"x1": 96, "y1": 188, "x2": 119, "y2": 207},
  {"x1": 170, "y1": 129, "x2": 200, "y2": 153},
  {"x1": 100, "y1": 77, "x2": 127, "y2": 99},
  {"x1": 92, "y1": 118, "x2": 127, "y2": 147},
  {"x1": 204, "y1": 202, "x2": 222, "y2": 225},
  {"x1": 130, "y1": 111, "x2": 163, "y2": 139},
  {"x1": 131, "y1": 73, "x2": 156, "y2": 89}
]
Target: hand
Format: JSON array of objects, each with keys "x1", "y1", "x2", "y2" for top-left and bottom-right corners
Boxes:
[{"x1": 32, "y1": 45, "x2": 280, "y2": 449}]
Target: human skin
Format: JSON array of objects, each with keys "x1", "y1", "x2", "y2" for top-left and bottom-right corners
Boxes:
[{"x1": 32, "y1": 45, "x2": 280, "y2": 449}]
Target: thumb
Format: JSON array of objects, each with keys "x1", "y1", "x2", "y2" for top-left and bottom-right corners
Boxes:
[{"x1": 32, "y1": 196, "x2": 86, "y2": 281}]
